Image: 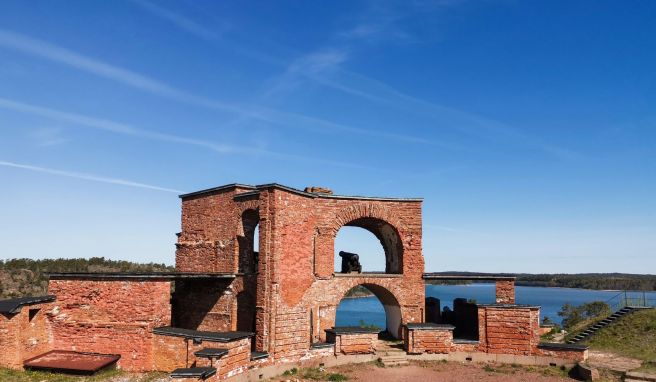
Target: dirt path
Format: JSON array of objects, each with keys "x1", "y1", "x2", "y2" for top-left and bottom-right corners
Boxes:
[
  {"x1": 586, "y1": 350, "x2": 642, "y2": 373},
  {"x1": 273, "y1": 361, "x2": 577, "y2": 382}
]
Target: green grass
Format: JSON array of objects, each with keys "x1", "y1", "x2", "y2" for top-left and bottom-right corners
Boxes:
[
  {"x1": 0, "y1": 368, "x2": 166, "y2": 382},
  {"x1": 564, "y1": 315, "x2": 606, "y2": 343},
  {"x1": 585, "y1": 308, "x2": 656, "y2": 361},
  {"x1": 279, "y1": 367, "x2": 348, "y2": 381}
]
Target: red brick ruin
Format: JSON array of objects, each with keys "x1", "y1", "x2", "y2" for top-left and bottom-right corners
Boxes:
[{"x1": 0, "y1": 183, "x2": 588, "y2": 380}]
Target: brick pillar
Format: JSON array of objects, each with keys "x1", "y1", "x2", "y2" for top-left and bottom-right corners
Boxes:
[{"x1": 495, "y1": 280, "x2": 515, "y2": 304}]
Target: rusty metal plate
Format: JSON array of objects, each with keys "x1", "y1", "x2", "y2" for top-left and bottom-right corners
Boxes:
[{"x1": 23, "y1": 350, "x2": 120, "y2": 374}]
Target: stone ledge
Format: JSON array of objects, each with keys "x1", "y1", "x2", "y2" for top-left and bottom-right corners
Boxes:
[
  {"x1": 310, "y1": 342, "x2": 335, "y2": 349},
  {"x1": 194, "y1": 348, "x2": 228, "y2": 359},
  {"x1": 153, "y1": 326, "x2": 254, "y2": 342},
  {"x1": 453, "y1": 339, "x2": 480, "y2": 344},
  {"x1": 333, "y1": 273, "x2": 403, "y2": 278},
  {"x1": 405, "y1": 323, "x2": 455, "y2": 330},
  {"x1": 538, "y1": 343, "x2": 588, "y2": 351},
  {"x1": 46, "y1": 272, "x2": 236, "y2": 280},
  {"x1": 477, "y1": 304, "x2": 541, "y2": 309},
  {"x1": 170, "y1": 366, "x2": 216, "y2": 379},
  {"x1": 250, "y1": 351, "x2": 269, "y2": 361},
  {"x1": 0, "y1": 295, "x2": 55, "y2": 314},
  {"x1": 325, "y1": 327, "x2": 381, "y2": 335}
]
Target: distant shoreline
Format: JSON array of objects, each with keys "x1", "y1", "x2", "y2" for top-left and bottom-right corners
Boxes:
[{"x1": 346, "y1": 284, "x2": 656, "y2": 300}]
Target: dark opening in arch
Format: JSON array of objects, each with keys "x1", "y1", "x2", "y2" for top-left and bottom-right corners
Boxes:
[
  {"x1": 238, "y1": 209, "x2": 259, "y2": 274},
  {"x1": 334, "y1": 217, "x2": 403, "y2": 274},
  {"x1": 335, "y1": 284, "x2": 402, "y2": 338}
]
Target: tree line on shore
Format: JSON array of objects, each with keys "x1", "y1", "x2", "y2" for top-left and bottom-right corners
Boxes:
[
  {"x1": 0, "y1": 257, "x2": 174, "y2": 299},
  {"x1": 1, "y1": 258, "x2": 655, "y2": 299},
  {"x1": 426, "y1": 271, "x2": 656, "y2": 291}
]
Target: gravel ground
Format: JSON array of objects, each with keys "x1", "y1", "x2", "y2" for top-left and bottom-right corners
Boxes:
[{"x1": 272, "y1": 361, "x2": 578, "y2": 382}]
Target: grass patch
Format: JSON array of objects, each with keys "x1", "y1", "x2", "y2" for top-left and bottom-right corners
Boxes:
[
  {"x1": 564, "y1": 316, "x2": 606, "y2": 342},
  {"x1": 282, "y1": 367, "x2": 298, "y2": 376},
  {"x1": 278, "y1": 367, "x2": 348, "y2": 381},
  {"x1": 0, "y1": 368, "x2": 166, "y2": 382},
  {"x1": 586, "y1": 309, "x2": 656, "y2": 361}
]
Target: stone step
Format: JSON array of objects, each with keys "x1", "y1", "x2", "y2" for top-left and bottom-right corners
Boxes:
[
  {"x1": 170, "y1": 367, "x2": 217, "y2": 380},
  {"x1": 380, "y1": 356, "x2": 407, "y2": 361},
  {"x1": 625, "y1": 371, "x2": 656, "y2": 381}
]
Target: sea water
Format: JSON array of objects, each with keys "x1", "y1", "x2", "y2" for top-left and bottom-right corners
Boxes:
[{"x1": 335, "y1": 284, "x2": 656, "y2": 328}]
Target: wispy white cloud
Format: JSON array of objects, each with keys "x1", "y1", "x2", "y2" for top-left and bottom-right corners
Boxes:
[
  {"x1": 128, "y1": 0, "x2": 222, "y2": 41},
  {"x1": 0, "y1": 97, "x2": 380, "y2": 170},
  {"x1": 120, "y1": 1, "x2": 553, "y2": 154},
  {"x1": 0, "y1": 160, "x2": 184, "y2": 193},
  {"x1": 0, "y1": 29, "x2": 434, "y2": 146},
  {"x1": 0, "y1": 29, "x2": 246, "y2": 114}
]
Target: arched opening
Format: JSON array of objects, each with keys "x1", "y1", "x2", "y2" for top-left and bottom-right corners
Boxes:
[
  {"x1": 334, "y1": 284, "x2": 403, "y2": 338},
  {"x1": 238, "y1": 209, "x2": 259, "y2": 274},
  {"x1": 236, "y1": 209, "x2": 259, "y2": 349},
  {"x1": 334, "y1": 218, "x2": 403, "y2": 274}
]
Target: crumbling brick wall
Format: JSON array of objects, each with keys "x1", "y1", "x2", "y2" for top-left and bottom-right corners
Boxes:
[
  {"x1": 153, "y1": 334, "x2": 251, "y2": 380},
  {"x1": 327, "y1": 332, "x2": 377, "y2": 355},
  {"x1": 177, "y1": 184, "x2": 425, "y2": 361},
  {"x1": 495, "y1": 280, "x2": 516, "y2": 304},
  {"x1": 48, "y1": 279, "x2": 171, "y2": 371},
  {"x1": 404, "y1": 326, "x2": 453, "y2": 354},
  {"x1": 0, "y1": 301, "x2": 53, "y2": 369},
  {"x1": 477, "y1": 305, "x2": 540, "y2": 356}
]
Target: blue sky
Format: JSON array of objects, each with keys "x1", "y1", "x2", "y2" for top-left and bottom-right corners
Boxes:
[{"x1": 0, "y1": 1, "x2": 654, "y2": 273}]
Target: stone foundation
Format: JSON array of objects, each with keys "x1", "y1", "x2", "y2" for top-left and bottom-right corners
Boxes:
[
  {"x1": 326, "y1": 329, "x2": 378, "y2": 355},
  {"x1": 404, "y1": 324, "x2": 454, "y2": 354}
]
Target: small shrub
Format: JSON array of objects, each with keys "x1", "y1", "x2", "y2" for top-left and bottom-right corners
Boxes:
[
  {"x1": 327, "y1": 373, "x2": 348, "y2": 381},
  {"x1": 282, "y1": 367, "x2": 298, "y2": 376},
  {"x1": 301, "y1": 367, "x2": 323, "y2": 380}
]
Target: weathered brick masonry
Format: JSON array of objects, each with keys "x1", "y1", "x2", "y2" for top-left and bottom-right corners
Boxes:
[
  {"x1": 0, "y1": 298, "x2": 54, "y2": 369},
  {"x1": 48, "y1": 279, "x2": 171, "y2": 371},
  {"x1": 175, "y1": 184, "x2": 425, "y2": 359},
  {"x1": 0, "y1": 182, "x2": 588, "y2": 376}
]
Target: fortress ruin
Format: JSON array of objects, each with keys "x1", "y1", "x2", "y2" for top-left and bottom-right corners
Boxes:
[{"x1": 0, "y1": 183, "x2": 587, "y2": 380}]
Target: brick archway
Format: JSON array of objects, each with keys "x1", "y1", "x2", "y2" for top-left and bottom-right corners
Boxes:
[
  {"x1": 329, "y1": 204, "x2": 404, "y2": 274},
  {"x1": 315, "y1": 278, "x2": 407, "y2": 340}
]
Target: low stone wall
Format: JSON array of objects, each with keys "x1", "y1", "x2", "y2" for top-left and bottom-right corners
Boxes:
[
  {"x1": 478, "y1": 305, "x2": 540, "y2": 356},
  {"x1": 152, "y1": 329, "x2": 252, "y2": 380},
  {"x1": 0, "y1": 300, "x2": 54, "y2": 369},
  {"x1": 536, "y1": 343, "x2": 588, "y2": 362},
  {"x1": 404, "y1": 324, "x2": 454, "y2": 354},
  {"x1": 326, "y1": 329, "x2": 377, "y2": 355}
]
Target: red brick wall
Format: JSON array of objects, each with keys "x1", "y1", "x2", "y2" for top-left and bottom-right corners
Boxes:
[
  {"x1": 478, "y1": 306, "x2": 540, "y2": 356},
  {"x1": 172, "y1": 279, "x2": 234, "y2": 331},
  {"x1": 48, "y1": 279, "x2": 171, "y2": 371},
  {"x1": 329, "y1": 332, "x2": 377, "y2": 355},
  {"x1": 495, "y1": 280, "x2": 516, "y2": 304},
  {"x1": 536, "y1": 347, "x2": 587, "y2": 362},
  {"x1": 0, "y1": 302, "x2": 53, "y2": 369},
  {"x1": 404, "y1": 327, "x2": 453, "y2": 354},
  {"x1": 152, "y1": 334, "x2": 251, "y2": 380},
  {"x1": 0, "y1": 312, "x2": 20, "y2": 368},
  {"x1": 273, "y1": 308, "x2": 310, "y2": 359},
  {"x1": 177, "y1": 185, "x2": 425, "y2": 360},
  {"x1": 177, "y1": 186, "x2": 255, "y2": 273},
  {"x1": 271, "y1": 190, "x2": 317, "y2": 307},
  {"x1": 215, "y1": 338, "x2": 251, "y2": 380}
]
